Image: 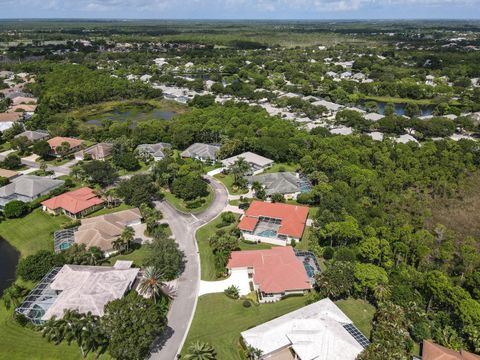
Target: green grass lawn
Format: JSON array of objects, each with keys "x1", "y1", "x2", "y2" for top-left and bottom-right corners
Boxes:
[
  {"x1": 262, "y1": 163, "x2": 298, "y2": 174},
  {"x1": 213, "y1": 173, "x2": 248, "y2": 195},
  {"x1": 182, "y1": 293, "x2": 307, "y2": 359},
  {"x1": 106, "y1": 244, "x2": 150, "y2": 267},
  {"x1": 296, "y1": 225, "x2": 312, "y2": 251},
  {"x1": 0, "y1": 209, "x2": 70, "y2": 257},
  {"x1": 335, "y1": 298, "x2": 375, "y2": 338},
  {"x1": 0, "y1": 306, "x2": 106, "y2": 360},
  {"x1": 163, "y1": 186, "x2": 214, "y2": 214},
  {"x1": 86, "y1": 203, "x2": 134, "y2": 218}
]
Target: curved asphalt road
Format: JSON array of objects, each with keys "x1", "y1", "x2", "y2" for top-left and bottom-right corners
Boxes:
[{"x1": 150, "y1": 176, "x2": 228, "y2": 359}]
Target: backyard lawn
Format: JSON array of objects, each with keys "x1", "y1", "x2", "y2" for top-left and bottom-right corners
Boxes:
[
  {"x1": 335, "y1": 298, "x2": 375, "y2": 338},
  {"x1": 106, "y1": 244, "x2": 150, "y2": 267},
  {"x1": 182, "y1": 293, "x2": 307, "y2": 359},
  {"x1": 0, "y1": 305, "x2": 109, "y2": 360},
  {"x1": 164, "y1": 185, "x2": 214, "y2": 214},
  {"x1": 86, "y1": 203, "x2": 134, "y2": 218},
  {"x1": 213, "y1": 173, "x2": 248, "y2": 195},
  {"x1": 0, "y1": 209, "x2": 70, "y2": 257},
  {"x1": 263, "y1": 162, "x2": 298, "y2": 174}
]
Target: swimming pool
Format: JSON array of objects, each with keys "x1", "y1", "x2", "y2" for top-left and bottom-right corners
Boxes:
[
  {"x1": 303, "y1": 262, "x2": 316, "y2": 278},
  {"x1": 59, "y1": 242, "x2": 72, "y2": 251},
  {"x1": 257, "y1": 229, "x2": 277, "y2": 238}
]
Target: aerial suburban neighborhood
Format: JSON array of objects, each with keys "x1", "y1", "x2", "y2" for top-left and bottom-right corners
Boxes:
[{"x1": 0, "y1": 7, "x2": 480, "y2": 360}]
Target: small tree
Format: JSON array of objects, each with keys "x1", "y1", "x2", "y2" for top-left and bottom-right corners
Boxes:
[
  {"x1": 55, "y1": 141, "x2": 71, "y2": 158},
  {"x1": 1, "y1": 153, "x2": 22, "y2": 170},
  {"x1": 3, "y1": 200, "x2": 28, "y2": 218},
  {"x1": 33, "y1": 140, "x2": 52, "y2": 160},
  {"x1": 224, "y1": 285, "x2": 240, "y2": 299}
]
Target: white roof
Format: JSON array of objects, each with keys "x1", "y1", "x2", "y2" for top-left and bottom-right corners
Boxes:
[
  {"x1": 43, "y1": 262, "x2": 139, "y2": 320},
  {"x1": 367, "y1": 131, "x2": 384, "y2": 141},
  {"x1": 312, "y1": 100, "x2": 343, "y2": 111},
  {"x1": 364, "y1": 113, "x2": 385, "y2": 122},
  {"x1": 394, "y1": 134, "x2": 419, "y2": 144},
  {"x1": 221, "y1": 152, "x2": 273, "y2": 168},
  {"x1": 241, "y1": 298, "x2": 364, "y2": 360},
  {"x1": 330, "y1": 126, "x2": 353, "y2": 135}
]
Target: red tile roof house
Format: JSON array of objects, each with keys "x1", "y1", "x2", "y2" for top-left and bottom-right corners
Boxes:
[
  {"x1": 238, "y1": 201, "x2": 309, "y2": 246},
  {"x1": 41, "y1": 187, "x2": 104, "y2": 218},
  {"x1": 227, "y1": 247, "x2": 312, "y2": 303},
  {"x1": 47, "y1": 137, "x2": 84, "y2": 157}
]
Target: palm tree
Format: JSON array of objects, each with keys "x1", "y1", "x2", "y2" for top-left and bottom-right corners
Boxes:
[
  {"x1": 246, "y1": 345, "x2": 263, "y2": 360},
  {"x1": 81, "y1": 312, "x2": 108, "y2": 359},
  {"x1": 112, "y1": 237, "x2": 126, "y2": 253},
  {"x1": 120, "y1": 226, "x2": 135, "y2": 252},
  {"x1": 229, "y1": 157, "x2": 250, "y2": 187},
  {"x1": 42, "y1": 316, "x2": 65, "y2": 345},
  {"x1": 2, "y1": 283, "x2": 28, "y2": 311},
  {"x1": 138, "y1": 266, "x2": 166, "y2": 304},
  {"x1": 184, "y1": 341, "x2": 217, "y2": 360}
]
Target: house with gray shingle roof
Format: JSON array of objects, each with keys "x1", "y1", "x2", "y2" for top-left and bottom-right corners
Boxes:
[
  {"x1": 14, "y1": 130, "x2": 49, "y2": 142},
  {"x1": 221, "y1": 152, "x2": 274, "y2": 175},
  {"x1": 180, "y1": 143, "x2": 220, "y2": 163},
  {"x1": 135, "y1": 142, "x2": 172, "y2": 162},
  {"x1": 247, "y1": 172, "x2": 311, "y2": 200},
  {"x1": 0, "y1": 175, "x2": 64, "y2": 209}
]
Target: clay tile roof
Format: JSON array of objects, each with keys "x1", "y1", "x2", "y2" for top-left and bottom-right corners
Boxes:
[
  {"x1": 422, "y1": 340, "x2": 480, "y2": 360},
  {"x1": 41, "y1": 187, "x2": 104, "y2": 215},
  {"x1": 48, "y1": 136, "x2": 83, "y2": 149},
  {"x1": 227, "y1": 247, "x2": 311, "y2": 293},
  {"x1": 0, "y1": 112, "x2": 22, "y2": 122},
  {"x1": 239, "y1": 201, "x2": 309, "y2": 239}
]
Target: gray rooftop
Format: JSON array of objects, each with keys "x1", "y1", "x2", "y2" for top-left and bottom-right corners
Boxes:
[
  {"x1": 136, "y1": 142, "x2": 172, "y2": 159},
  {"x1": 181, "y1": 143, "x2": 220, "y2": 161},
  {"x1": 0, "y1": 175, "x2": 64, "y2": 199},
  {"x1": 15, "y1": 130, "x2": 50, "y2": 142},
  {"x1": 248, "y1": 172, "x2": 301, "y2": 195},
  {"x1": 221, "y1": 152, "x2": 274, "y2": 169}
]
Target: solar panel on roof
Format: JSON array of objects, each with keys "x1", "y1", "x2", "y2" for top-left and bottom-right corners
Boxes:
[{"x1": 343, "y1": 323, "x2": 370, "y2": 348}]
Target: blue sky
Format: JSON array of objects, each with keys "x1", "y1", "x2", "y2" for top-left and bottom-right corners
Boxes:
[{"x1": 0, "y1": 0, "x2": 479, "y2": 19}]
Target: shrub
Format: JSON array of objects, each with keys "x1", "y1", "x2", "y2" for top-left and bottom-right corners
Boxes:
[
  {"x1": 4, "y1": 200, "x2": 28, "y2": 218},
  {"x1": 243, "y1": 300, "x2": 252, "y2": 308},
  {"x1": 270, "y1": 193, "x2": 285, "y2": 203},
  {"x1": 323, "y1": 246, "x2": 335, "y2": 260},
  {"x1": 224, "y1": 285, "x2": 240, "y2": 299},
  {"x1": 16, "y1": 250, "x2": 61, "y2": 281}
]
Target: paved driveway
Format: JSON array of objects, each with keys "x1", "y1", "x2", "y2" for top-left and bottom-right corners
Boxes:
[
  {"x1": 149, "y1": 176, "x2": 228, "y2": 359},
  {"x1": 199, "y1": 269, "x2": 250, "y2": 296}
]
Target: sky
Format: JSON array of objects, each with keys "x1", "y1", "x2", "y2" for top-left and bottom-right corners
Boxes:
[{"x1": 0, "y1": 0, "x2": 479, "y2": 19}]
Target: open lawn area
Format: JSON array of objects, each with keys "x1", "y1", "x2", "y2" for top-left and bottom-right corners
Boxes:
[
  {"x1": 0, "y1": 209, "x2": 70, "y2": 257},
  {"x1": 213, "y1": 173, "x2": 248, "y2": 195},
  {"x1": 106, "y1": 244, "x2": 149, "y2": 267},
  {"x1": 86, "y1": 203, "x2": 134, "y2": 218},
  {"x1": 0, "y1": 306, "x2": 108, "y2": 360},
  {"x1": 164, "y1": 185, "x2": 214, "y2": 214},
  {"x1": 335, "y1": 298, "x2": 375, "y2": 338},
  {"x1": 182, "y1": 293, "x2": 307, "y2": 360},
  {"x1": 262, "y1": 162, "x2": 298, "y2": 174}
]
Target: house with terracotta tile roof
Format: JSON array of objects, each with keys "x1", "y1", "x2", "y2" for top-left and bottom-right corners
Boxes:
[
  {"x1": 41, "y1": 187, "x2": 104, "y2": 218},
  {"x1": 47, "y1": 136, "x2": 84, "y2": 157},
  {"x1": 238, "y1": 200, "x2": 309, "y2": 246},
  {"x1": 227, "y1": 246, "x2": 311, "y2": 302},
  {"x1": 422, "y1": 340, "x2": 480, "y2": 360}
]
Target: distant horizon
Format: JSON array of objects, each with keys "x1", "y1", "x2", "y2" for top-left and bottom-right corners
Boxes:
[
  {"x1": 0, "y1": 0, "x2": 479, "y2": 21},
  {"x1": 1, "y1": 17, "x2": 480, "y2": 21}
]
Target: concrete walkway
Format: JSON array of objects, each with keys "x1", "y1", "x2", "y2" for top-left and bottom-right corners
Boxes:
[
  {"x1": 149, "y1": 176, "x2": 228, "y2": 359},
  {"x1": 199, "y1": 269, "x2": 250, "y2": 296}
]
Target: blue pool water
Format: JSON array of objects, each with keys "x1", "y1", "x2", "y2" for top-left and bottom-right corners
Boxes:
[
  {"x1": 257, "y1": 229, "x2": 277, "y2": 238},
  {"x1": 303, "y1": 262, "x2": 316, "y2": 278},
  {"x1": 59, "y1": 243, "x2": 72, "y2": 250}
]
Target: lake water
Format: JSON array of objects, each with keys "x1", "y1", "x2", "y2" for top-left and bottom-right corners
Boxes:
[
  {"x1": 377, "y1": 102, "x2": 434, "y2": 117},
  {"x1": 0, "y1": 237, "x2": 19, "y2": 296},
  {"x1": 86, "y1": 109, "x2": 176, "y2": 127}
]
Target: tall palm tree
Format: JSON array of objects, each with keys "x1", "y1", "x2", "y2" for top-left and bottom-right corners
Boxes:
[
  {"x1": 138, "y1": 266, "x2": 166, "y2": 304},
  {"x1": 246, "y1": 345, "x2": 263, "y2": 360},
  {"x1": 42, "y1": 316, "x2": 65, "y2": 345},
  {"x1": 184, "y1": 341, "x2": 217, "y2": 360},
  {"x1": 112, "y1": 237, "x2": 126, "y2": 253},
  {"x1": 120, "y1": 226, "x2": 135, "y2": 252},
  {"x1": 229, "y1": 157, "x2": 250, "y2": 187}
]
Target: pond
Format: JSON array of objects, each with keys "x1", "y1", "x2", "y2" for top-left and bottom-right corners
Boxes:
[
  {"x1": 0, "y1": 237, "x2": 19, "y2": 296},
  {"x1": 376, "y1": 102, "x2": 434, "y2": 117},
  {"x1": 86, "y1": 108, "x2": 176, "y2": 127}
]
